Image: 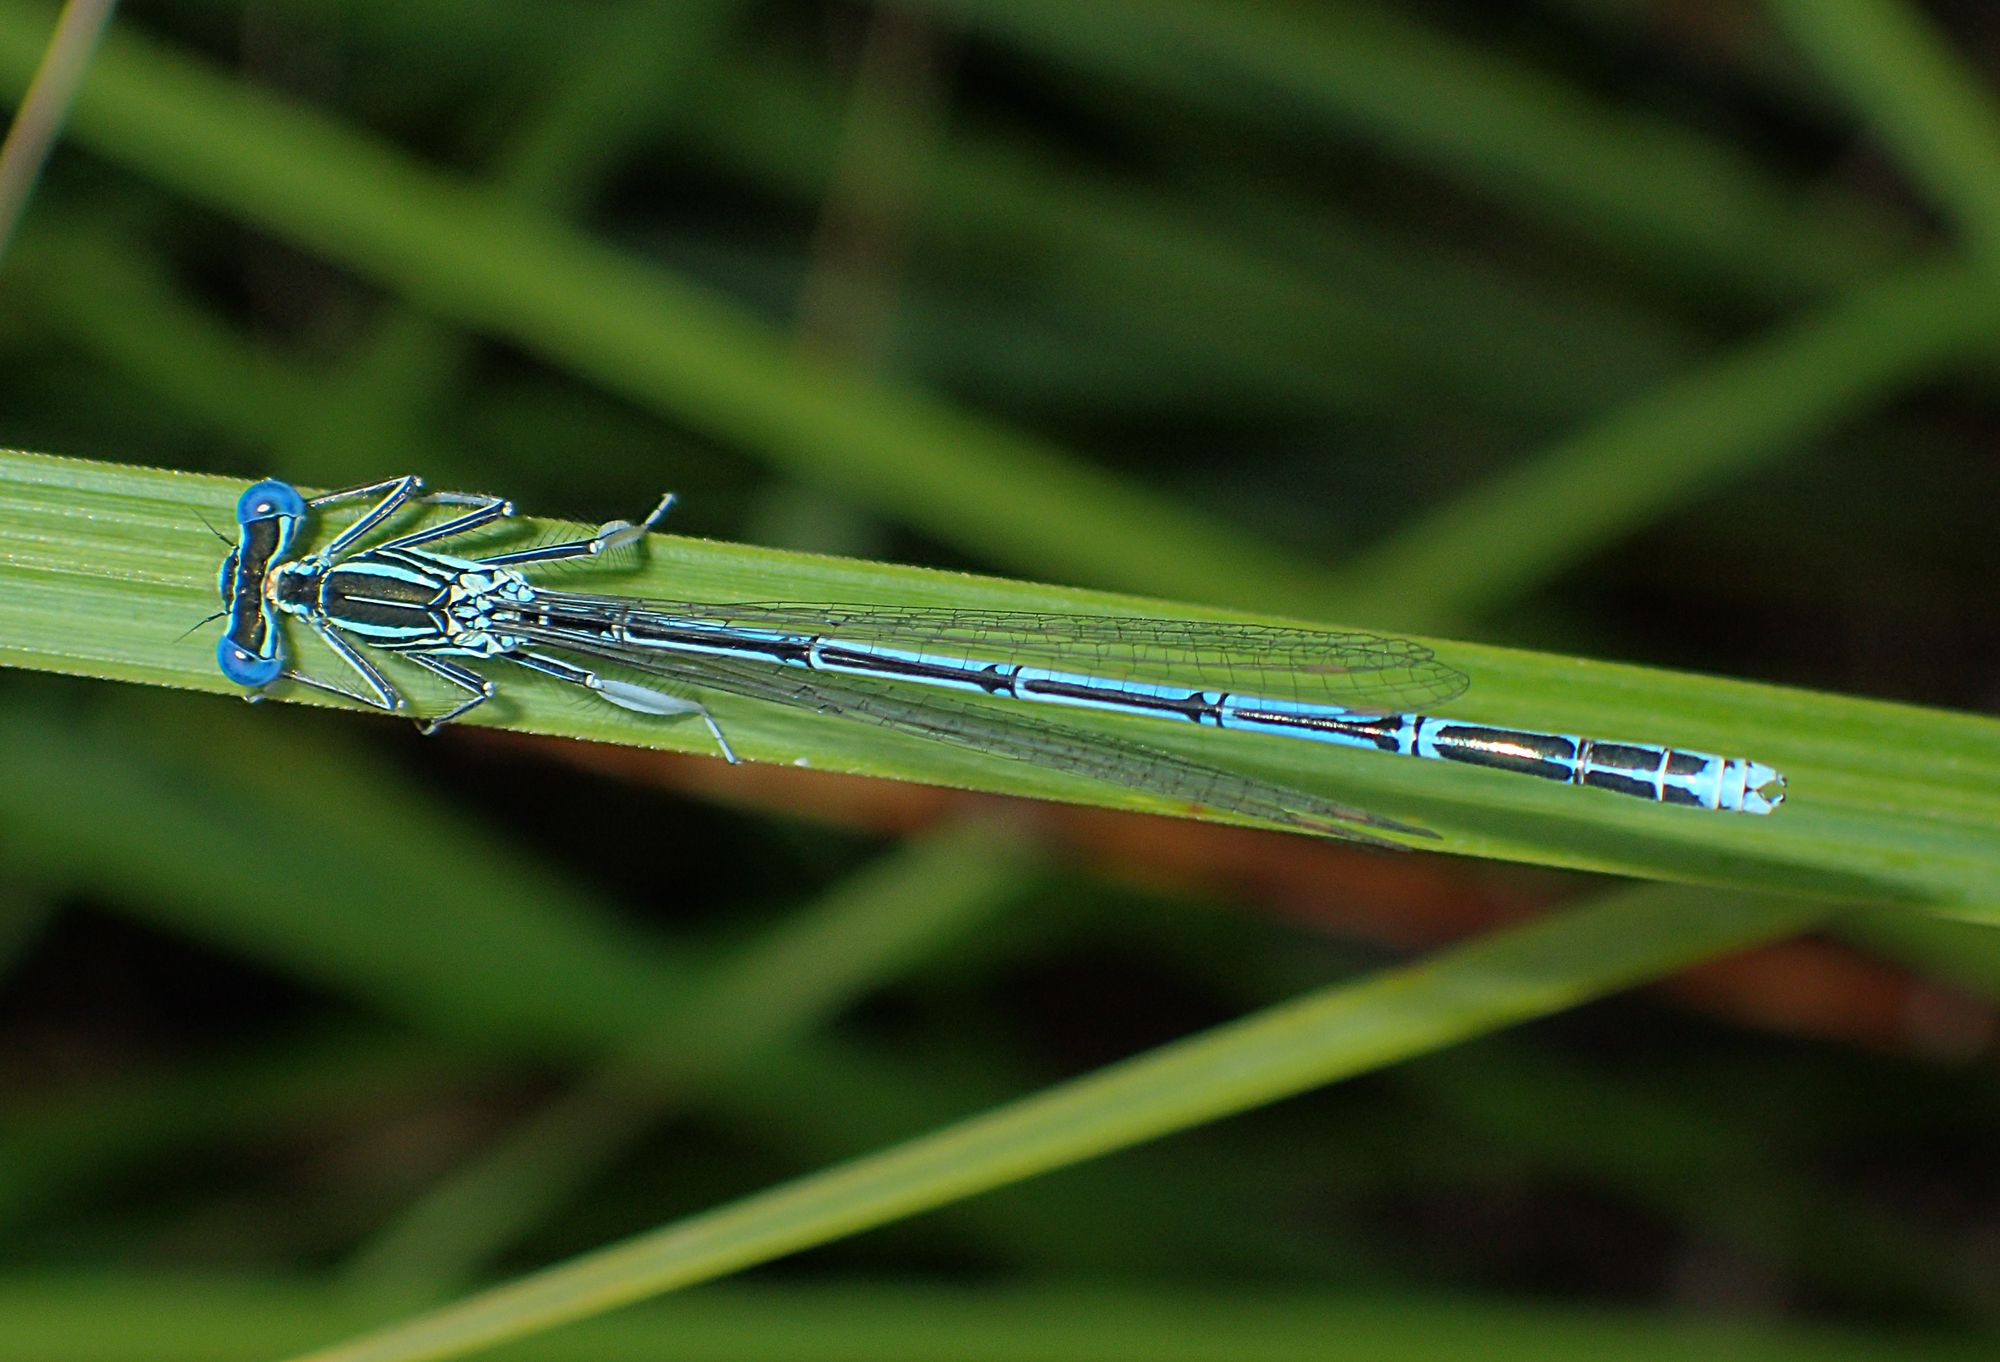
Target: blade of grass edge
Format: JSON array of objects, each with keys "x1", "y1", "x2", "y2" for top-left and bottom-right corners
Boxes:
[
  {"x1": 3, "y1": 447, "x2": 1997, "y2": 912},
  {"x1": 275, "y1": 884, "x2": 1829, "y2": 1362}
]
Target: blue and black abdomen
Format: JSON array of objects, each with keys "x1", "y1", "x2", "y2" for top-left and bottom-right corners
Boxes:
[
  {"x1": 725, "y1": 635, "x2": 1785, "y2": 815},
  {"x1": 1218, "y1": 700, "x2": 1784, "y2": 815}
]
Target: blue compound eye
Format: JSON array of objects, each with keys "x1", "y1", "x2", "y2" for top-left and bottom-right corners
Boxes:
[
  {"x1": 217, "y1": 638, "x2": 283, "y2": 688},
  {"x1": 235, "y1": 479, "x2": 306, "y2": 526}
]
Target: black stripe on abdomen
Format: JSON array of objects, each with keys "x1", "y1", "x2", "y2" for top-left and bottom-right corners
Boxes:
[
  {"x1": 1015, "y1": 675, "x2": 1217, "y2": 722},
  {"x1": 1427, "y1": 724, "x2": 1579, "y2": 783}
]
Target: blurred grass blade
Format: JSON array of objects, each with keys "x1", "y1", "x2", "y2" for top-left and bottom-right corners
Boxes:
[
  {"x1": 0, "y1": 0, "x2": 114, "y2": 262},
  {"x1": 903, "y1": 0, "x2": 1902, "y2": 300},
  {"x1": 344, "y1": 821, "x2": 1034, "y2": 1303},
  {"x1": 1768, "y1": 0, "x2": 2000, "y2": 263},
  {"x1": 3, "y1": 4, "x2": 1953, "y2": 653},
  {"x1": 679, "y1": 53, "x2": 1682, "y2": 425},
  {"x1": 272, "y1": 0, "x2": 751, "y2": 479},
  {"x1": 0, "y1": 687, "x2": 689, "y2": 1053},
  {"x1": 3, "y1": 448, "x2": 1999, "y2": 910},
  {"x1": 1328, "y1": 255, "x2": 2000, "y2": 631},
  {"x1": 278, "y1": 885, "x2": 1827, "y2": 1362},
  {"x1": 6, "y1": 1276, "x2": 1994, "y2": 1362},
  {"x1": 0, "y1": 685, "x2": 1266, "y2": 1277},
  {"x1": 1837, "y1": 911, "x2": 2000, "y2": 1007},
  {"x1": 0, "y1": 3, "x2": 1314, "y2": 606},
  {"x1": 0, "y1": 884, "x2": 52, "y2": 979},
  {"x1": 0, "y1": 1033, "x2": 483, "y2": 1227}
]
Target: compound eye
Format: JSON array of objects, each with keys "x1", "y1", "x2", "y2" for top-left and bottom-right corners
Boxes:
[
  {"x1": 217, "y1": 638, "x2": 283, "y2": 688},
  {"x1": 235, "y1": 479, "x2": 306, "y2": 525}
]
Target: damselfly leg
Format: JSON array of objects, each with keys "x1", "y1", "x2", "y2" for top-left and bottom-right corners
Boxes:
[
  {"x1": 404, "y1": 653, "x2": 496, "y2": 732},
  {"x1": 303, "y1": 475, "x2": 514, "y2": 560},
  {"x1": 476, "y1": 493, "x2": 677, "y2": 568},
  {"x1": 508, "y1": 649, "x2": 737, "y2": 760}
]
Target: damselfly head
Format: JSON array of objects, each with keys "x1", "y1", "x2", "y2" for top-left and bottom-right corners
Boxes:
[
  {"x1": 236, "y1": 479, "x2": 305, "y2": 526},
  {"x1": 217, "y1": 638, "x2": 282, "y2": 689}
]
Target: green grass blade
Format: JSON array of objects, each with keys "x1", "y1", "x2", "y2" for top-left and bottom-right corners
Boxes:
[
  {"x1": 3, "y1": 448, "x2": 1997, "y2": 911},
  {"x1": 11, "y1": 11, "x2": 1980, "y2": 1351},
  {"x1": 0, "y1": 5, "x2": 1314, "y2": 605},
  {"x1": 275, "y1": 885, "x2": 1827, "y2": 1362},
  {"x1": 0, "y1": 684, "x2": 1343, "y2": 1282},
  {"x1": 343, "y1": 821, "x2": 1034, "y2": 1303},
  {"x1": 0, "y1": 669, "x2": 1313, "y2": 1280},
  {"x1": 678, "y1": 54, "x2": 1680, "y2": 426},
  {"x1": 0, "y1": 1034, "x2": 481, "y2": 1228},
  {"x1": 270, "y1": 0, "x2": 750, "y2": 479},
  {"x1": 6, "y1": 7, "x2": 1949, "y2": 656},
  {"x1": 3, "y1": 1276, "x2": 1993, "y2": 1362},
  {"x1": 1210, "y1": 947, "x2": 1990, "y2": 1319},
  {"x1": 0, "y1": 688, "x2": 687, "y2": 1053},
  {"x1": 6, "y1": 221, "x2": 398, "y2": 464},
  {"x1": 1768, "y1": 0, "x2": 2000, "y2": 263},
  {"x1": 1327, "y1": 255, "x2": 2000, "y2": 630},
  {"x1": 903, "y1": 0, "x2": 1902, "y2": 300},
  {"x1": 0, "y1": 697, "x2": 1272, "y2": 1279},
  {"x1": 0, "y1": 0, "x2": 114, "y2": 262}
]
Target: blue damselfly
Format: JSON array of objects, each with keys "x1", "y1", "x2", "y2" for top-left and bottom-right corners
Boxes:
[{"x1": 214, "y1": 476, "x2": 1786, "y2": 845}]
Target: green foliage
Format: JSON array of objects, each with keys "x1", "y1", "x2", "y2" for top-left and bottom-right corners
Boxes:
[
  {"x1": 2, "y1": 2, "x2": 1999, "y2": 1360},
  {"x1": 5, "y1": 448, "x2": 1996, "y2": 908}
]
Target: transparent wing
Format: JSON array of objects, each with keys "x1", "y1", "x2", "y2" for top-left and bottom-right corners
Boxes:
[
  {"x1": 525, "y1": 635, "x2": 1430, "y2": 847},
  {"x1": 536, "y1": 596, "x2": 1471, "y2": 713}
]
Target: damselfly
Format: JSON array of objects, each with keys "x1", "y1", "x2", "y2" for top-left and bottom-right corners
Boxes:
[{"x1": 213, "y1": 476, "x2": 1787, "y2": 845}]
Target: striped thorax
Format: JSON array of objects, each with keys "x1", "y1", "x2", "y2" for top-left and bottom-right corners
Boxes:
[{"x1": 269, "y1": 548, "x2": 538, "y2": 659}]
